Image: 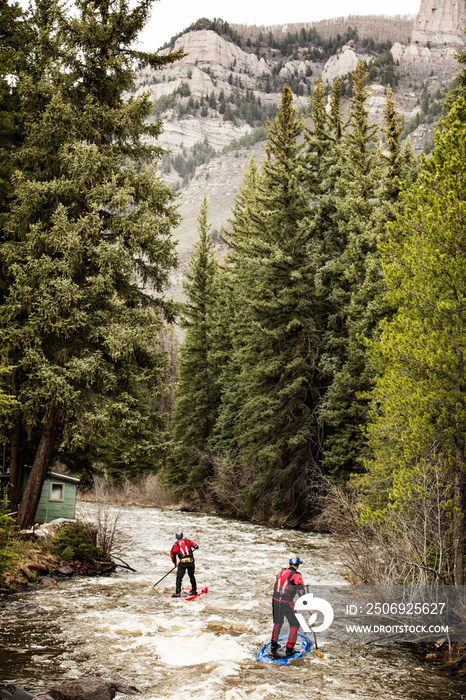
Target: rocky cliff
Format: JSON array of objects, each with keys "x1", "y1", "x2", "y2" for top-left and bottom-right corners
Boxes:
[
  {"x1": 412, "y1": 0, "x2": 466, "y2": 45},
  {"x1": 130, "y1": 10, "x2": 466, "y2": 274}
]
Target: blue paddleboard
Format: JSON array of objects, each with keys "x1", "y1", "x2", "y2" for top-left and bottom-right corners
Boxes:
[{"x1": 256, "y1": 631, "x2": 312, "y2": 665}]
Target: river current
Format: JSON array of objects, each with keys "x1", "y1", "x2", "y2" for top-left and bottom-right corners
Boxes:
[{"x1": 1, "y1": 504, "x2": 465, "y2": 699}]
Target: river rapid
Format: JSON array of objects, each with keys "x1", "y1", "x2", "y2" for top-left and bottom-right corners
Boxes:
[{"x1": 1, "y1": 504, "x2": 465, "y2": 700}]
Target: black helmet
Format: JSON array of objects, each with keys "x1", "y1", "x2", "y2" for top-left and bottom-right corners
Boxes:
[
  {"x1": 289, "y1": 554, "x2": 302, "y2": 566},
  {"x1": 176, "y1": 530, "x2": 183, "y2": 539}
]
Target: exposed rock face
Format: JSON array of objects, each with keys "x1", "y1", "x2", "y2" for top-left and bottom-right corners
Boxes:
[
  {"x1": 132, "y1": 21, "x2": 462, "y2": 176},
  {"x1": 390, "y1": 41, "x2": 458, "y2": 82},
  {"x1": 133, "y1": 29, "x2": 309, "y2": 158},
  {"x1": 128, "y1": 18, "x2": 465, "y2": 272},
  {"x1": 146, "y1": 112, "x2": 251, "y2": 153},
  {"x1": 173, "y1": 30, "x2": 272, "y2": 78},
  {"x1": 135, "y1": 29, "x2": 274, "y2": 104},
  {"x1": 412, "y1": 0, "x2": 466, "y2": 45},
  {"x1": 322, "y1": 45, "x2": 360, "y2": 83}
]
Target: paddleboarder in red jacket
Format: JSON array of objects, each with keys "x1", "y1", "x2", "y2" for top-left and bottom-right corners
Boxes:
[
  {"x1": 170, "y1": 530, "x2": 198, "y2": 597},
  {"x1": 271, "y1": 555, "x2": 305, "y2": 656}
]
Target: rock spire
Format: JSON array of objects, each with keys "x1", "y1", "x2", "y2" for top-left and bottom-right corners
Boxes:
[{"x1": 411, "y1": 0, "x2": 466, "y2": 45}]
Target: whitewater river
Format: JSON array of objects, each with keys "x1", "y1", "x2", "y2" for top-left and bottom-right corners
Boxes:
[{"x1": 1, "y1": 504, "x2": 466, "y2": 699}]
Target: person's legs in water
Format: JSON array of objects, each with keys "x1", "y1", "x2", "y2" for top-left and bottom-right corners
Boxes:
[
  {"x1": 187, "y1": 564, "x2": 197, "y2": 594},
  {"x1": 173, "y1": 562, "x2": 186, "y2": 596},
  {"x1": 284, "y1": 604, "x2": 299, "y2": 654},
  {"x1": 271, "y1": 601, "x2": 285, "y2": 653}
]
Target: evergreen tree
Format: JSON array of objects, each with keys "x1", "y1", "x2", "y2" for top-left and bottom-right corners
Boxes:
[
  {"x1": 362, "y1": 98, "x2": 466, "y2": 585},
  {"x1": 305, "y1": 76, "x2": 345, "y2": 456},
  {"x1": 211, "y1": 155, "x2": 262, "y2": 454},
  {"x1": 0, "y1": 364, "x2": 18, "y2": 415},
  {"x1": 0, "y1": 0, "x2": 32, "y2": 320},
  {"x1": 168, "y1": 195, "x2": 218, "y2": 486},
  {"x1": 329, "y1": 76, "x2": 342, "y2": 140},
  {"x1": 224, "y1": 87, "x2": 321, "y2": 522},
  {"x1": 319, "y1": 61, "x2": 383, "y2": 478},
  {"x1": 380, "y1": 86, "x2": 417, "y2": 208},
  {"x1": 0, "y1": 0, "x2": 183, "y2": 528},
  {"x1": 0, "y1": 0, "x2": 31, "y2": 216},
  {"x1": 444, "y1": 34, "x2": 466, "y2": 110}
]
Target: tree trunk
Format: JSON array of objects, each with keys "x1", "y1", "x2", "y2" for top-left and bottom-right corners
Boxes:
[
  {"x1": 453, "y1": 460, "x2": 466, "y2": 586},
  {"x1": 9, "y1": 426, "x2": 24, "y2": 513},
  {"x1": 17, "y1": 408, "x2": 60, "y2": 530}
]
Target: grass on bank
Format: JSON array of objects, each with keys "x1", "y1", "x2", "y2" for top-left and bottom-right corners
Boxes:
[
  {"x1": 78, "y1": 473, "x2": 179, "y2": 508},
  {"x1": 0, "y1": 506, "x2": 117, "y2": 586}
]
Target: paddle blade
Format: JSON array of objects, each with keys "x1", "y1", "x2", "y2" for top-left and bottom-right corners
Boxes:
[{"x1": 316, "y1": 649, "x2": 324, "y2": 658}]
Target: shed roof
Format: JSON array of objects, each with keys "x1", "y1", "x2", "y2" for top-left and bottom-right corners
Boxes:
[{"x1": 48, "y1": 471, "x2": 80, "y2": 484}]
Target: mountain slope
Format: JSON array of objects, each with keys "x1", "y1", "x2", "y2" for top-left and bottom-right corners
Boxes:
[{"x1": 132, "y1": 12, "x2": 465, "y2": 268}]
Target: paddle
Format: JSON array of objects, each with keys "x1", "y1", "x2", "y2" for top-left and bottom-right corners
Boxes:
[
  {"x1": 312, "y1": 629, "x2": 323, "y2": 658},
  {"x1": 146, "y1": 565, "x2": 177, "y2": 591}
]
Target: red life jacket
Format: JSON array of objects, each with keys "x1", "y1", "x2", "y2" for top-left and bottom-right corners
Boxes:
[
  {"x1": 175, "y1": 538, "x2": 194, "y2": 564},
  {"x1": 273, "y1": 567, "x2": 302, "y2": 603}
]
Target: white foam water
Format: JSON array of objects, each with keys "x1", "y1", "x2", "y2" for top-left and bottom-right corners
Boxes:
[{"x1": 1, "y1": 504, "x2": 465, "y2": 699}]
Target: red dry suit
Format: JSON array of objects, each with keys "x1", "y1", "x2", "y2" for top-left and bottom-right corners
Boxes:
[
  {"x1": 271, "y1": 566, "x2": 305, "y2": 649},
  {"x1": 170, "y1": 538, "x2": 198, "y2": 594}
]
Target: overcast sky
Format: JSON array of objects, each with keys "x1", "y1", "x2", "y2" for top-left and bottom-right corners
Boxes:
[{"x1": 137, "y1": 0, "x2": 422, "y2": 51}]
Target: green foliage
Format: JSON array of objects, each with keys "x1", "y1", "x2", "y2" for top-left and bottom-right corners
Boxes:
[
  {"x1": 317, "y1": 62, "x2": 384, "y2": 478},
  {"x1": 212, "y1": 88, "x2": 322, "y2": 521},
  {"x1": 401, "y1": 84, "x2": 446, "y2": 141},
  {"x1": 152, "y1": 93, "x2": 176, "y2": 115},
  {"x1": 0, "y1": 507, "x2": 17, "y2": 575},
  {"x1": 167, "y1": 195, "x2": 219, "y2": 485},
  {"x1": 366, "y1": 51, "x2": 400, "y2": 87},
  {"x1": 221, "y1": 125, "x2": 268, "y2": 155},
  {"x1": 0, "y1": 359, "x2": 19, "y2": 415},
  {"x1": 0, "y1": 0, "x2": 183, "y2": 527},
  {"x1": 51, "y1": 522, "x2": 102, "y2": 562},
  {"x1": 210, "y1": 156, "x2": 261, "y2": 455},
  {"x1": 168, "y1": 78, "x2": 426, "y2": 523},
  {"x1": 169, "y1": 138, "x2": 217, "y2": 181},
  {"x1": 366, "y1": 97, "x2": 466, "y2": 483},
  {"x1": 0, "y1": 0, "x2": 32, "y2": 217},
  {"x1": 361, "y1": 97, "x2": 466, "y2": 583}
]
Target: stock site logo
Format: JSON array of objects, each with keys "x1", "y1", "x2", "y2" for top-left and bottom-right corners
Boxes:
[{"x1": 295, "y1": 593, "x2": 334, "y2": 633}]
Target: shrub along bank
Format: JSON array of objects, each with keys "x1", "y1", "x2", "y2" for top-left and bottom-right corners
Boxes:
[{"x1": 0, "y1": 516, "x2": 116, "y2": 594}]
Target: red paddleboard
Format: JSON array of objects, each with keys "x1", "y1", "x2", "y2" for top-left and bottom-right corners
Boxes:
[{"x1": 166, "y1": 585, "x2": 208, "y2": 602}]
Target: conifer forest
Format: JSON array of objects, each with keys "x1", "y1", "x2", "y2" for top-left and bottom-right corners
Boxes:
[{"x1": 2, "y1": 0, "x2": 466, "y2": 587}]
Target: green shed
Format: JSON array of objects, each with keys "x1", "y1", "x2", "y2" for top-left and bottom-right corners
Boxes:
[{"x1": 28, "y1": 471, "x2": 80, "y2": 524}]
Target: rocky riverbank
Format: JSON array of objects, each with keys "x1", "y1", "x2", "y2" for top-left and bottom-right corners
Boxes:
[
  {"x1": 1, "y1": 559, "x2": 116, "y2": 595},
  {"x1": 0, "y1": 518, "x2": 117, "y2": 596}
]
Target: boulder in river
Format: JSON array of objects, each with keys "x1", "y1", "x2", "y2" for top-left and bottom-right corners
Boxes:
[
  {"x1": 0, "y1": 685, "x2": 35, "y2": 700},
  {"x1": 47, "y1": 678, "x2": 139, "y2": 700},
  {"x1": 49, "y1": 566, "x2": 75, "y2": 579},
  {"x1": 28, "y1": 564, "x2": 49, "y2": 575},
  {"x1": 1, "y1": 680, "x2": 139, "y2": 700}
]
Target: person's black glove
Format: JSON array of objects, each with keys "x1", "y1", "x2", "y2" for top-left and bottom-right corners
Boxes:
[{"x1": 194, "y1": 544, "x2": 199, "y2": 550}]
